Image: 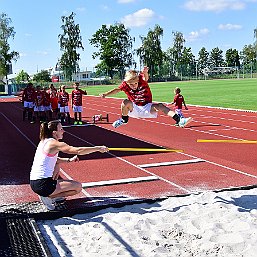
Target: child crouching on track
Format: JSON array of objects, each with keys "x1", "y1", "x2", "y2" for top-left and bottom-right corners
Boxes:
[
  {"x1": 30, "y1": 120, "x2": 109, "y2": 210},
  {"x1": 100, "y1": 66, "x2": 192, "y2": 128}
]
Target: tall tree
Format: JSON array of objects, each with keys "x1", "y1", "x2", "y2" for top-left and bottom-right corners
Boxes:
[
  {"x1": 209, "y1": 47, "x2": 224, "y2": 67},
  {"x1": 197, "y1": 47, "x2": 209, "y2": 74},
  {"x1": 0, "y1": 13, "x2": 19, "y2": 83},
  {"x1": 15, "y1": 70, "x2": 30, "y2": 83},
  {"x1": 225, "y1": 48, "x2": 240, "y2": 68},
  {"x1": 33, "y1": 70, "x2": 51, "y2": 82},
  {"x1": 166, "y1": 31, "x2": 185, "y2": 77},
  {"x1": 89, "y1": 23, "x2": 134, "y2": 79},
  {"x1": 58, "y1": 12, "x2": 84, "y2": 81},
  {"x1": 136, "y1": 24, "x2": 164, "y2": 79}
]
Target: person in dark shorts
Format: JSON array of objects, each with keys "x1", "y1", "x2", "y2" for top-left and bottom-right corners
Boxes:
[{"x1": 30, "y1": 120, "x2": 108, "y2": 210}]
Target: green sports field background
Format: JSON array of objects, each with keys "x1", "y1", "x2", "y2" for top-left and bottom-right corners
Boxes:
[{"x1": 83, "y1": 79, "x2": 257, "y2": 111}]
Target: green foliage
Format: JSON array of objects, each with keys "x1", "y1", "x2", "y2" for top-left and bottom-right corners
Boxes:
[
  {"x1": 33, "y1": 70, "x2": 51, "y2": 82},
  {"x1": 58, "y1": 12, "x2": 84, "y2": 81},
  {"x1": 0, "y1": 13, "x2": 19, "y2": 79},
  {"x1": 137, "y1": 25, "x2": 164, "y2": 78},
  {"x1": 15, "y1": 70, "x2": 30, "y2": 83},
  {"x1": 209, "y1": 47, "x2": 224, "y2": 67},
  {"x1": 226, "y1": 48, "x2": 240, "y2": 67},
  {"x1": 89, "y1": 23, "x2": 134, "y2": 79}
]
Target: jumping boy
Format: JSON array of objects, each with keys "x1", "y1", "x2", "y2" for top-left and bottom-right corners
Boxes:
[{"x1": 100, "y1": 67, "x2": 192, "y2": 128}]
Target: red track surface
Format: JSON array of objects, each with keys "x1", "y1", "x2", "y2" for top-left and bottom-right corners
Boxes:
[{"x1": 0, "y1": 95, "x2": 256, "y2": 206}]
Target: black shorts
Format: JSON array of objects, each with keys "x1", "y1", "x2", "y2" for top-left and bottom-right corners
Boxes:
[{"x1": 30, "y1": 178, "x2": 57, "y2": 197}]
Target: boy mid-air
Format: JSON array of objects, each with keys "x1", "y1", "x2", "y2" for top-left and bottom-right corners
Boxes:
[{"x1": 100, "y1": 67, "x2": 192, "y2": 128}]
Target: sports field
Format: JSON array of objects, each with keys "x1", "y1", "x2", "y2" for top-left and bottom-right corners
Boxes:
[{"x1": 83, "y1": 79, "x2": 257, "y2": 111}]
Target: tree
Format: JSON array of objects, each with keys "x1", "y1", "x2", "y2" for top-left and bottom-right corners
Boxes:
[
  {"x1": 166, "y1": 31, "x2": 185, "y2": 77},
  {"x1": 209, "y1": 47, "x2": 224, "y2": 67},
  {"x1": 0, "y1": 13, "x2": 19, "y2": 83},
  {"x1": 89, "y1": 23, "x2": 134, "y2": 79},
  {"x1": 197, "y1": 47, "x2": 209, "y2": 74},
  {"x1": 225, "y1": 48, "x2": 240, "y2": 68},
  {"x1": 58, "y1": 12, "x2": 84, "y2": 81},
  {"x1": 33, "y1": 70, "x2": 51, "y2": 82},
  {"x1": 136, "y1": 24, "x2": 164, "y2": 79},
  {"x1": 15, "y1": 70, "x2": 30, "y2": 83}
]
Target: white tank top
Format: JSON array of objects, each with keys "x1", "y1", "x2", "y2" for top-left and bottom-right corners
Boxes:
[{"x1": 30, "y1": 138, "x2": 59, "y2": 180}]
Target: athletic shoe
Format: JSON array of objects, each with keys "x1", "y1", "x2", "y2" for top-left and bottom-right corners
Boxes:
[
  {"x1": 112, "y1": 118, "x2": 126, "y2": 128},
  {"x1": 74, "y1": 121, "x2": 78, "y2": 125},
  {"x1": 178, "y1": 117, "x2": 193, "y2": 128},
  {"x1": 53, "y1": 197, "x2": 66, "y2": 203},
  {"x1": 78, "y1": 121, "x2": 83, "y2": 125},
  {"x1": 174, "y1": 123, "x2": 179, "y2": 127},
  {"x1": 39, "y1": 196, "x2": 55, "y2": 210}
]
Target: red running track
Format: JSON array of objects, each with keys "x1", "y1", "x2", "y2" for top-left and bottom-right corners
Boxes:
[{"x1": 0, "y1": 95, "x2": 256, "y2": 206}]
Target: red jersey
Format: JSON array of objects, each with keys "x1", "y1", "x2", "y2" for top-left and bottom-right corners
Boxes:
[
  {"x1": 22, "y1": 86, "x2": 35, "y2": 102},
  {"x1": 72, "y1": 89, "x2": 87, "y2": 106},
  {"x1": 42, "y1": 91, "x2": 51, "y2": 106},
  {"x1": 58, "y1": 91, "x2": 69, "y2": 107},
  {"x1": 173, "y1": 94, "x2": 184, "y2": 109},
  {"x1": 119, "y1": 74, "x2": 152, "y2": 106},
  {"x1": 34, "y1": 90, "x2": 44, "y2": 106}
]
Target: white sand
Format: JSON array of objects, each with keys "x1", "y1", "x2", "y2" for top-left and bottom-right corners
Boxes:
[{"x1": 37, "y1": 187, "x2": 257, "y2": 257}]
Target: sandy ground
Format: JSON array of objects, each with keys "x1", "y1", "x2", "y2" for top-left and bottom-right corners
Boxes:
[{"x1": 37, "y1": 187, "x2": 257, "y2": 257}]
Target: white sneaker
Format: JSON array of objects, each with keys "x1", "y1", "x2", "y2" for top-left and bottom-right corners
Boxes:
[
  {"x1": 112, "y1": 118, "x2": 126, "y2": 128},
  {"x1": 179, "y1": 117, "x2": 193, "y2": 128},
  {"x1": 40, "y1": 196, "x2": 55, "y2": 210},
  {"x1": 53, "y1": 197, "x2": 66, "y2": 203}
]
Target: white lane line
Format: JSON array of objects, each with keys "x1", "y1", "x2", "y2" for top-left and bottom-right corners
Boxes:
[
  {"x1": 66, "y1": 131, "x2": 191, "y2": 193},
  {"x1": 82, "y1": 176, "x2": 159, "y2": 188},
  {"x1": 0, "y1": 112, "x2": 36, "y2": 147},
  {"x1": 138, "y1": 158, "x2": 204, "y2": 168}
]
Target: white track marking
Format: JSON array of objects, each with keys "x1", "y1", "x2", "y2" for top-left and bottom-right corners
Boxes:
[
  {"x1": 138, "y1": 158, "x2": 204, "y2": 168},
  {"x1": 66, "y1": 131, "x2": 191, "y2": 193},
  {"x1": 82, "y1": 176, "x2": 158, "y2": 188},
  {"x1": 1, "y1": 112, "x2": 36, "y2": 147}
]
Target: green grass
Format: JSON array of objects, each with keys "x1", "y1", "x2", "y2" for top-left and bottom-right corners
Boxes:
[{"x1": 78, "y1": 79, "x2": 257, "y2": 111}]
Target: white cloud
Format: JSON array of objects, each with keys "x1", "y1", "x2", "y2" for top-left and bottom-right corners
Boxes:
[
  {"x1": 117, "y1": 0, "x2": 136, "y2": 3},
  {"x1": 100, "y1": 5, "x2": 110, "y2": 11},
  {"x1": 36, "y1": 51, "x2": 48, "y2": 56},
  {"x1": 187, "y1": 28, "x2": 209, "y2": 42},
  {"x1": 76, "y1": 7, "x2": 86, "y2": 12},
  {"x1": 184, "y1": 0, "x2": 246, "y2": 12},
  {"x1": 218, "y1": 23, "x2": 242, "y2": 30},
  {"x1": 121, "y1": 8, "x2": 155, "y2": 28}
]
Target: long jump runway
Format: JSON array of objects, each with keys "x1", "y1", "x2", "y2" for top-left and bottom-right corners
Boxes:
[{"x1": 0, "y1": 95, "x2": 256, "y2": 210}]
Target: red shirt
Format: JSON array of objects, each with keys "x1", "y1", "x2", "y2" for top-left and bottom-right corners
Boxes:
[
  {"x1": 42, "y1": 91, "x2": 51, "y2": 106},
  {"x1": 72, "y1": 89, "x2": 87, "y2": 106},
  {"x1": 34, "y1": 90, "x2": 44, "y2": 106},
  {"x1": 119, "y1": 74, "x2": 152, "y2": 106},
  {"x1": 22, "y1": 86, "x2": 35, "y2": 102},
  {"x1": 58, "y1": 91, "x2": 69, "y2": 107},
  {"x1": 173, "y1": 94, "x2": 184, "y2": 109}
]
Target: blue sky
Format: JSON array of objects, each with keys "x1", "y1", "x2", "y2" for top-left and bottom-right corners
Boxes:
[{"x1": 1, "y1": 0, "x2": 257, "y2": 75}]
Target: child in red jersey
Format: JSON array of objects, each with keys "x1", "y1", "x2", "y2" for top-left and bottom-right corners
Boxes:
[
  {"x1": 58, "y1": 85, "x2": 71, "y2": 124},
  {"x1": 100, "y1": 67, "x2": 192, "y2": 128},
  {"x1": 47, "y1": 84, "x2": 59, "y2": 120},
  {"x1": 72, "y1": 82, "x2": 87, "y2": 125},
  {"x1": 33, "y1": 85, "x2": 44, "y2": 122},
  {"x1": 171, "y1": 87, "x2": 189, "y2": 126},
  {"x1": 22, "y1": 82, "x2": 35, "y2": 122}
]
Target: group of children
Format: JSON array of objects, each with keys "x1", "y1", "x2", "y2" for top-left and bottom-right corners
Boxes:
[{"x1": 21, "y1": 82, "x2": 87, "y2": 125}]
